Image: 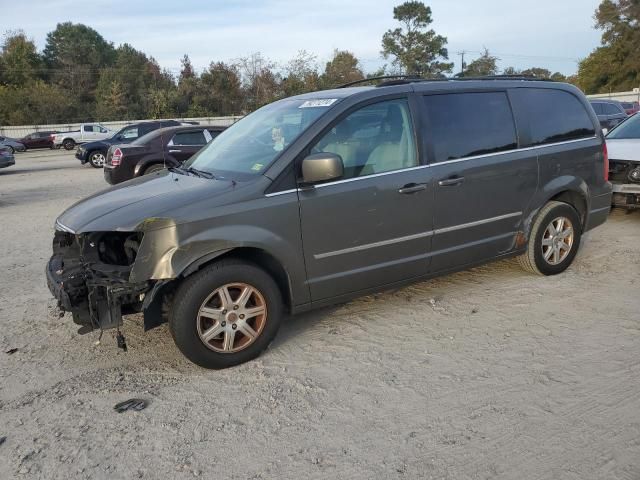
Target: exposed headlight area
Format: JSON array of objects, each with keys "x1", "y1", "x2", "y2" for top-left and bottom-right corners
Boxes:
[
  {"x1": 609, "y1": 160, "x2": 640, "y2": 184},
  {"x1": 628, "y1": 166, "x2": 640, "y2": 183}
]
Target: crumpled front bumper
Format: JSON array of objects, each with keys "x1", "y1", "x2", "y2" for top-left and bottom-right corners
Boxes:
[{"x1": 46, "y1": 230, "x2": 151, "y2": 331}]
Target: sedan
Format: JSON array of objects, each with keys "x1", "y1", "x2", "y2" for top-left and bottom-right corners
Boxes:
[
  {"x1": 0, "y1": 136, "x2": 26, "y2": 153},
  {"x1": 104, "y1": 125, "x2": 226, "y2": 185}
]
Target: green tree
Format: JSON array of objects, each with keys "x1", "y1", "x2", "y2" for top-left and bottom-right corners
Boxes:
[
  {"x1": 321, "y1": 49, "x2": 364, "y2": 88},
  {"x1": 196, "y1": 62, "x2": 243, "y2": 115},
  {"x1": 576, "y1": 0, "x2": 640, "y2": 93},
  {"x1": 0, "y1": 31, "x2": 42, "y2": 86},
  {"x1": 281, "y1": 50, "x2": 320, "y2": 97},
  {"x1": 237, "y1": 52, "x2": 281, "y2": 111},
  {"x1": 381, "y1": 1, "x2": 453, "y2": 76},
  {"x1": 461, "y1": 48, "x2": 498, "y2": 76},
  {"x1": 95, "y1": 79, "x2": 127, "y2": 120}
]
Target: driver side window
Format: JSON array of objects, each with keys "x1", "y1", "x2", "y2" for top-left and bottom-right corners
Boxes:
[{"x1": 311, "y1": 98, "x2": 417, "y2": 180}]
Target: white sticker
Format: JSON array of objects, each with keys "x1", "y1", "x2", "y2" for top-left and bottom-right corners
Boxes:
[{"x1": 299, "y1": 99, "x2": 338, "y2": 108}]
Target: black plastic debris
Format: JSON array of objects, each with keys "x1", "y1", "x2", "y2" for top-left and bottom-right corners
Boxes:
[
  {"x1": 114, "y1": 399, "x2": 147, "y2": 413},
  {"x1": 116, "y1": 331, "x2": 127, "y2": 352},
  {"x1": 0, "y1": 436, "x2": 6, "y2": 447},
  {"x1": 5, "y1": 348, "x2": 18, "y2": 355}
]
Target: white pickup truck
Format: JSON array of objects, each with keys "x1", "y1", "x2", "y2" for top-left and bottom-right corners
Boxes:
[{"x1": 53, "y1": 124, "x2": 112, "y2": 150}]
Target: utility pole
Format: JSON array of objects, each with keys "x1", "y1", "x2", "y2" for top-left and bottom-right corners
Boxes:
[{"x1": 457, "y1": 51, "x2": 466, "y2": 76}]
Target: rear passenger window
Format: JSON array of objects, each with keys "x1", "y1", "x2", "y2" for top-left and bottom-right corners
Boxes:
[
  {"x1": 511, "y1": 89, "x2": 595, "y2": 146},
  {"x1": 423, "y1": 92, "x2": 517, "y2": 163},
  {"x1": 172, "y1": 131, "x2": 207, "y2": 145},
  {"x1": 603, "y1": 103, "x2": 621, "y2": 115}
]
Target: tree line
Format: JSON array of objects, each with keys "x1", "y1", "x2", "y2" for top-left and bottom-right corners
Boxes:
[{"x1": 0, "y1": 0, "x2": 636, "y2": 126}]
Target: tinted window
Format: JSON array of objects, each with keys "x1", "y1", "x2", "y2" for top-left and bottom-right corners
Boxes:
[
  {"x1": 512, "y1": 89, "x2": 595, "y2": 146},
  {"x1": 208, "y1": 129, "x2": 222, "y2": 140},
  {"x1": 172, "y1": 130, "x2": 207, "y2": 145},
  {"x1": 311, "y1": 98, "x2": 417, "y2": 179},
  {"x1": 603, "y1": 103, "x2": 622, "y2": 115},
  {"x1": 83, "y1": 125, "x2": 94, "y2": 132},
  {"x1": 590, "y1": 102, "x2": 603, "y2": 114},
  {"x1": 424, "y1": 92, "x2": 517, "y2": 163}
]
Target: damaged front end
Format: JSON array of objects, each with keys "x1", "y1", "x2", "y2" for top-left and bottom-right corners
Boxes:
[
  {"x1": 610, "y1": 160, "x2": 640, "y2": 209},
  {"x1": 46, "y1": 225, "x2": 151, "y2": 332}
]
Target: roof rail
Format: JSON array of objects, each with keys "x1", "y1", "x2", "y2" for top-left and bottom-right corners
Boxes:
[
  {"x1": 337, "y1": 74, "x2": 553, "y2": 89},
  {"x1": 337, "y1": 75, "x2": 422, "y2": 88}
]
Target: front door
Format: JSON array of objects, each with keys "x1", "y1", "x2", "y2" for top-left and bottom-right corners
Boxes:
[
  {"x1": 422, "y1": 91, "x2": 538, "y2": 273},
  {"x1": 298, "y1": 97, "x2": 434, "y2": 301}
]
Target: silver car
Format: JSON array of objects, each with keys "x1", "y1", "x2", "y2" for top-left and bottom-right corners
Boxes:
[{"x1": 0, "y1": 136, "x2": 26, "y2": 153}]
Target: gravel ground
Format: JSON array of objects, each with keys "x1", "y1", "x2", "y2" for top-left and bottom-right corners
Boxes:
[{"x1": 1, "y1": 150, "x2": 639, "y2": 480}]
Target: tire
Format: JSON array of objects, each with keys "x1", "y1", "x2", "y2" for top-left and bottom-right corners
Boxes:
[
  {"x1": 7, "y1": 146, "x2": 14, "y2": 154},
  {"x1": 143, "y1": 164, "x2": 165, "y2": 175},
  {"x1": 62, "y1": 139, "x2": 75, "y2": 150},
  {"x1": 518, "y1": 201, "x2": 582, "y2": 275},
  {"x1": 88, "y1": 151, "x2": 106, "y2": 168},
  {"x1": 169, "y1": 259, "x2": 284, "y2": 369}
]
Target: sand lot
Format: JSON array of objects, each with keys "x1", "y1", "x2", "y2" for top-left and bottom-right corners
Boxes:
[{"x1": 0, "y1": 150, "x2": 639, "y2": 480}]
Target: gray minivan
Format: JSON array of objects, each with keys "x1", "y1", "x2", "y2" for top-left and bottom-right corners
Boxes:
[{"x1": 47, "y1": 78, "x2": 612, "y2": 368}]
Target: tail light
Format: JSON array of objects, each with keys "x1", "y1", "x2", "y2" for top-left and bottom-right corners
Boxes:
[
  {"x1": 602, "y1": 142, "x2": 609, "y2": 182},
  {"x1": 112, "y1": 147, "x2": 123, "y2": 166}
]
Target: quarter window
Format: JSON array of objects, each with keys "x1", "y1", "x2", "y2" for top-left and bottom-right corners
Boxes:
[
  {"x1": 511, "y1": 89, "x2": 595, "y2": 146},
  {"x1": 423, "y1": 92, "x2": 517, "y2": 163},
  {"x1": 311, "y1": 98, "x2": 417, "y2": 179}
]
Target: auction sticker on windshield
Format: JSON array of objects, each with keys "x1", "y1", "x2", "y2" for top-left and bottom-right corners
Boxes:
[{"x1": 299, "y1": 99, "x2": 338, "y2": 108}]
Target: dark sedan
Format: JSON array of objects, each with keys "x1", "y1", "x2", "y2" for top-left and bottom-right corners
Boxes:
[
  {"x1": 589, "y1": 99, "x2": 628, "y2": 131},
  {"x1": 104, "y1": 125, "x2": 226, "y2": 184},
  {"x1": 76, "y1": 120, "x2": 181, "y2": 168}
]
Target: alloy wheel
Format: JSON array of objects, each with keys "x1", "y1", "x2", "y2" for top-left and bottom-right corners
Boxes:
[
  {"x1": 541, "y1": 216, "x2": 574, "y2": 265},
  {"x1": 91, "y1": 153, "x2": 105, "y2": 167},
  {"x1": 196, "y1": 283, "x2": 267, "y2": 353}
]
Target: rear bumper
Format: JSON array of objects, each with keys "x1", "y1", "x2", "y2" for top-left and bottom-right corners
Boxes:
[{"x1": 103, "y1": 165, "x2": 128, "y2": 185}]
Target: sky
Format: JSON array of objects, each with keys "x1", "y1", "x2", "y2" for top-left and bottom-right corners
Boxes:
[{"x1": 1, "y1": 0, "x2": 603, "y2": 76}]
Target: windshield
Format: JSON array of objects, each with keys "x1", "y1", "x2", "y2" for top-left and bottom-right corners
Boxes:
[
  {"x1": 185, "y1": 98, "x2": 337, "y2": 178},
  {"x1": 607, "y1": 113, "x2": 640, "y2": 139}
]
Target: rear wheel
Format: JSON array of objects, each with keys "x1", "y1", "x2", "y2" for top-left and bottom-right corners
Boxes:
[
  {"x1": 143, "y1": 164, "x2": 165, "y2": 175},
  {"x1": 62, "y1": 139, "x2": 75, "y2": 150},
  {"x1": 518, "y1": 201, "x2": 582, "y2": 275},
  {"x1": 89, "y1": 151, "x2": 106, "y2": 168},
  {"x1": 169, "y1": 259, "x2": 283, "y2": 369}
]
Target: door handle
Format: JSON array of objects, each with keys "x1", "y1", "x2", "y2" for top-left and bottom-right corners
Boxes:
[
  {"x1": 168, "y1": 149, "x2": 181, "y2": 153},
  {"x1": 398, "y1": 183, "x2": 427, "y2": 194},
  {"x1": 438, "y1": 176, "x2": 465, "y2": 187}
]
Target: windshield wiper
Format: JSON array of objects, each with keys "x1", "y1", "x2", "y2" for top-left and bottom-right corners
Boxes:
[{"x1": 186, "y1": 167, "x2": 215, "y2": 179}]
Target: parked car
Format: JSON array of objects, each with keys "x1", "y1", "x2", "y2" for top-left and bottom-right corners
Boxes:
[
  {"x1": 589, "y1": 99, "x2": 628, "y2": 131},
  {"x1": 19, "y1": 131, "x2": 58, "y2": 150},
  {"x1": 620, "y1": 101, "x2": 640, "y2": 116},
  {"x1": 76, "y1": 120, "x2": 182, "y2": 168},
  {"x1": 47, "y1": 78, "x2": 611, "y2": 369},
  {"x1": 0, "y1": 145, "x2": 15, "y2": 169},
  {"x1": 52, "y1": 124, "x2": 112, "y2": 150},
  {"x1": 606, "y1": 113, "x2": 640, "y2": 209},
  {"x1": 103, "y1": 125, "x2": 226, "y2": 184},
  {"x1": 0, "y1": 136, "x2": 26, "y2": 153}
]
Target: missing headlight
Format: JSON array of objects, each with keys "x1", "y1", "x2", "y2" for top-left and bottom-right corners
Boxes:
[{"x1": 98, "y1": 232, "x2": 143, "y2": 266}]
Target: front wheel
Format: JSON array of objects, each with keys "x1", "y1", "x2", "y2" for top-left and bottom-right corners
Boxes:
[
  {"x1": 142, "y1": 163, "x2": 165, "y2": 175},
  {"x1": 89, "y1": 151, "x2": 106, "y2": 168},
  {"x1": 7, "y1": 146, "x2": 14, "y2": 154},
  {"x1": 169, "y1": 259, "x2": 283, "y2": 369},
  {"x1": 62, "y1": 139, "x2": 75, "y2": 150},
  {"x1": 518, "y1": 201, "x2": 582, "y2": 275}
]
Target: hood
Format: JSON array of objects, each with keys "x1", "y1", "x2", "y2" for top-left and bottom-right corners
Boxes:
[
  {"x1": 57, "y1": 171, "x2": 237, "y2": 233},
  {"x1": 606, "y1": 139, "x2": 640, "y2": 162}
]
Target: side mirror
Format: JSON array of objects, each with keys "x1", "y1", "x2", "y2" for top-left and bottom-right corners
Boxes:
[{"x1": 301, "y1": 152, "x2": 344, "y2": 184}]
